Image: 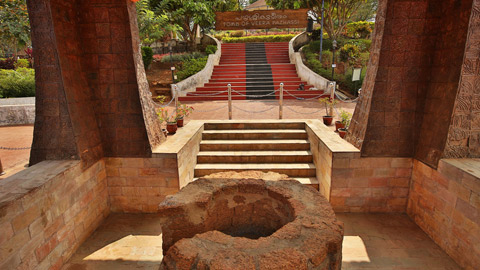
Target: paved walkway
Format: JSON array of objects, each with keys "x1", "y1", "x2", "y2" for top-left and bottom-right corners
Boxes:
[
  {"x1": 0, "y1": 125, "x2": 33, "y2": 180},
  {"x1": 0, "y1": 99, "x2": 356, "y2": 179},
  {"x1": 63, "y1": 213, "x2": 460, "y2": 270}
]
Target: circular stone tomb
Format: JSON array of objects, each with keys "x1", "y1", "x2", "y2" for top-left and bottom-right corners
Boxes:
[{"x1": 158, "y1": 178, "x2": 344, "y2": 270}]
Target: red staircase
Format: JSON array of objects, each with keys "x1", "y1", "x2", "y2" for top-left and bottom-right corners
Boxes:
[{"x1": 179, "y1": 42, "x2": 326, "y2": 101}]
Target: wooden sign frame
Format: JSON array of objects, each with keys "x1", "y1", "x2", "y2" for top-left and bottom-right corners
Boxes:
[{"x1": 215, "y1": 9, "x2": 309, "y2": 30}]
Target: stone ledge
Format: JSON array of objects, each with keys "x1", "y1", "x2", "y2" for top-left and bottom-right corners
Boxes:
[{"x1": 440, "y1": 158, "x2": 480, "y2": 179}]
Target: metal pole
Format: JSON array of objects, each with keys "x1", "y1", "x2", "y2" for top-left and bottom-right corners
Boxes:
[
  {"x1": 228, "y1": 84, "x2": 232, "y2": 120},
  {"x1": 279, "y1": 83, "x2": 284, "y2": 119},
  {"x1": 319, "y1": 0, "x2": 325, "y2": 63},
  {"x1": 330, "y1": 82, "x2": 336, "y2": 117},
  {"x1": 332, "y1": 42, "x2": 336, "y2": 79}
]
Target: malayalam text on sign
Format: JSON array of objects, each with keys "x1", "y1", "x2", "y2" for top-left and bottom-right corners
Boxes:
[{"x1": 215, "y1": 9, "x2": 309, "y2": 30}]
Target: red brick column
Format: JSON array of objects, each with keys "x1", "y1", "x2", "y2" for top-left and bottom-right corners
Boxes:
[
  {"x1": 27, "y1": 0, "x2": 163, "y2": 166},
  {"x1": 347, "y1": 0, "x2": 474, "y2": 168}
]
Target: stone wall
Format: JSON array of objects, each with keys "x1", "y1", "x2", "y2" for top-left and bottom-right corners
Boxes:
[
  {"x1": 407, "y1": 159, "x2": 480, "y2": 269},
  {"x1": 0, "y1": 105, "x2": 35, "y2": 126},
  {"x1": 0, "y1": 160, "x2": 109, "y2": 269},
  {"x1": 106, "y1": 157, "x2": 179, "y2": 213},
  {"x1": 306, "y1": 120, "x2": 412, "y2": 212}
]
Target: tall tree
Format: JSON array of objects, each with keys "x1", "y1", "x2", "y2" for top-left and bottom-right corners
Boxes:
[
  {"x1": 149, "y1": 0, "x2": 238, "y2": 50},
  {"x1": 136, "y1": 0, "x2": 178, "y2": 46},
  {"x1": 266, "y1": 0, "x2": 366, "y2": 40},
  {"x1": 349, "y1": 0, "x2": 377, "y2": 22},
  {"x1": 0, "y1": 0, "x2": 30, "y2": 56}
]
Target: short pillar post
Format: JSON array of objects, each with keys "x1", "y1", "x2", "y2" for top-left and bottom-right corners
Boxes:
[
  {"x1": 279, "y1": 83, "x2": 284, "y2": 119},
  {"x1": 0, "y1": 158, "x2": 4, "y2": 176},
  {"x1": 228, "y1": 84, "x2": 232, "y2": 120},
  {"x1": 174, "y1": 84, "x2": 179, "y2": 118}
]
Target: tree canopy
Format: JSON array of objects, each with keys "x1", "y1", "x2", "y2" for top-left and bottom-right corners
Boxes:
[
  {"x1": 149, "y1": 0, "x2": 239, "y2": 49},
  {"x1": 0, "y1": 0, "x2": 30, "y2": 56},
  {"x1": 136, "y1": 0, "x2": 179, "y2": 46},
  {"x1": 266, "y1": 0, "x2": 368, "y2": 40}
]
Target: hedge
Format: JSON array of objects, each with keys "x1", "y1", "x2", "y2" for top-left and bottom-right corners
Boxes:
[
  {"x1": 176, "y1": 57, "x2": 208, "y2": 82},
  {"x1": 222, "y1": 34, "x2": 295, "y2": 43},
  {"x1": 160, "y1": 52, "x2": 205, "y2": 63},
  {"x1": 0, "y1": 68, "x2": 35, "y2": 98},
  {"x1": 142, "y1": 46, "x2": 153, "y2": 69}
]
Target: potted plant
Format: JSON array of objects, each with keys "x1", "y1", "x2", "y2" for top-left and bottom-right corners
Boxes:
[
  {"x1": 338, "y1": 110, "x2": 352, "y2": 138},
  {"x1": 318, "y1": 97, "x2": 338, "y2": 126},
  {"x1": 157, "y1": 107, "x2": 177, "y2": 135},
  {"x1": 176, "y1": 103, "x2": 194, "y2": 128}
]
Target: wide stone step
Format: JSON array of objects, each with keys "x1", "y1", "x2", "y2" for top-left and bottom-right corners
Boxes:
[
  {"x1": 192, "y1": 177, "x2": 318, "y2": 188},
  {"x1": 204, "y1": 122, "x2": 305, "y2": 130},
  {"x1": 194, "y1": 163, "x2": 316, "y2": 177},
  {"x1": 202, "y1": 129, "x2": 307, "y2": 140},
  {"x1": 200, "y1": 139, "x2": 310, "y2": 151},
  {"x1": 197, "y1": 150, "x2": 313, "y2": 163}
]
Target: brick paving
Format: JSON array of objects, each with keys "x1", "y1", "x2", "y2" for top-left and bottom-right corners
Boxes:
[{"x1": 63, "y1": 213, "x2": 460, "y2": 270}]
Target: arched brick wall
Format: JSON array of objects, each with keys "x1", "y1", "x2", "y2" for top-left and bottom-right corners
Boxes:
[{"x1": 27, "y1": 0, "x2": 163, "y2": 167}]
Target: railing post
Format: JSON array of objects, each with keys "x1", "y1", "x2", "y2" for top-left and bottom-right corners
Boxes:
[
  {"x1": 228, "y1": 84, "x2": 232, "y2": 120},
  {"x1": 0, "y1": 158, "x2": 4, "y2": 176},
  {"x1": 174, "y1": 84, "x2": 179, "y2": 118},
  {"x1": 329, "y1": 81, "x2": 336, "y2": 117},
  {"x1": 279, "y1": 83, "x2": 284, "y2": 119}
]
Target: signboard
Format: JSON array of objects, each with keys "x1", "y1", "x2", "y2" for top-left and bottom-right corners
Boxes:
[
  {"x1": 352, "y1": 68, "x2": 362, "y2": 81},
  {"x1": 215, "y1": 9, "x2": 309, "y2": 30}
]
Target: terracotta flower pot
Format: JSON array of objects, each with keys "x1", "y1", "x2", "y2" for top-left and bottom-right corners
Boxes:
[
  {"x1": 177, "y1": 117, "x2": 184, "y2": 127},
  {"x1": 166, "y1": 122, "x2": 177, "y2": 135},
  {"x1": 338, "y1": 128, "x2": 347, "y2": 138},
  {"x1": 322, "y1": 116, "x2": 333, "y2": 126},
  {"x1": 335, "y1": 121, "x2": 345, "y2": 132}
]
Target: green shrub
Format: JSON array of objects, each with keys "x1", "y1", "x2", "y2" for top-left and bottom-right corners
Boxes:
[
  {"x1": 311, "y1": 29, "x2": 329, "y2": 41},
  {"x1": 160, "y1": 52, "x2": 205, "y2": 63},
  {"x1": 345, "y1": 39, "x2": 372, "y2": 52},
  {"x1": 205, "y1": 45, "x2": 217, "y2": 55},
  {"x1": 344, "y1": 21, "x2": 375, "y2": 38},
  {"x1": 230, "y1": 30, "x2": 244, "y2": 37},
  {"x1": 142, "y1": 46, "x2": 154, "y2": 69},
  {"x1": 15, "y1": 59, "x2": 30, "y2": 69},
  {"x1": 176, "y1": 57, "x2": 208, "y2": 81},
  {"x1": 222, "y1": 34, "x2": 295, "y2": 43},
  {"x1": 339, "y1": 44, "x2": 360, "y2": 64},
  {"x1": 0, "y1": 68, "x2": 35, "y2": 98}
]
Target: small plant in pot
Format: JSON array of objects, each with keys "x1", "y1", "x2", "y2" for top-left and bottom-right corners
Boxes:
[
  {"x1": 338, "y1": 110, "x2": 352, "y2": 139},
  {"x1": 176, "y1": 103, "x2": 194, "y2": 128},
  {"x1": 318, "y1": 97, "x2": 338, "y2": 126},
  {"x1": 157, "y1": 107, "x2": 177, "y2": 135}
]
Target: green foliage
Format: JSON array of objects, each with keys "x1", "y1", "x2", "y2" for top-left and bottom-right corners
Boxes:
[
  {"x1": 0, "y1": 0, "x2": 31, "y2": 56},
  {"x1": 176, "y1": 57, "x2": 208, "y2": 81},
  {"x1": 136, "y1": 0, "x2": 177, "y2": 46},
  {"x1": 142, "y1": 46, "x2": 154, "y2": 69},
  {"x1": 222, "y1": 34, "x2": 295, "y2": 43},
  {"x1": 0, "y1": 57, "x2": 15, "y2": 69},
  {"x1": 267, "y1": 0, "x2": 368, "y2": 40},
  {"x1": 339, "y1": 43, "x2": 360, "y2": 64},
  {"x1": 150, "y1": 0, "x2": 238, "y2": 48},
  {"x1": 311, "y1": 29, "x2": 329, "y2": 41},
  {"x1": 0, "y1": 68, "x2": 35, "y2": 98},
  {"x1": 350, "y1": 0, "x2": 378, "y2": 22},
  {"x1": 14, "y1": 58, "x2": 29, "y2": 69},
  {"x1": 340, "y1": 110, "x2": 352, "y2": 127},
  {"x1": 160, "y1": 52, "x2": 206, "y2": 63},
  {"x1": 205, "y1": 45, "x2": 217, "y2": 55},
  {"x1": 344, "y1": 21, "x2": 375, "y2": 38},
  {"x1": 345, "y1": 38, "x2": 371, "y2": 52},
  {"x1": 230, "y1": 30, "x2": 244, "y2": 37}
]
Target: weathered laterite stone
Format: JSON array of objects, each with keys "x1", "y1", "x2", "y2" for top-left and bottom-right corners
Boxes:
[{"x1": 158, "y1": 178, "x2": 344, "y2": 270}]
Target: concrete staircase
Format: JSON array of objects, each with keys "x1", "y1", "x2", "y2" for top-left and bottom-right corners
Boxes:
[
  {"x1": 179, "y1": 42, "x2": 327, "y2": 101},
  {"x1": 194, "y1": 122, "x2": 319, "y2": 189}
]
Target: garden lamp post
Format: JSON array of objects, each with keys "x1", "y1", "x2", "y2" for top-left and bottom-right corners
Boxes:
[
  {"x1": 332, "y1": 40, "x2": 337, "y2": 79},
  {"x1": 319, "y1": 0, "x2": 325, "y2": 63},
  {"x1": 169, "y1": 44, "x2": 175, "y2": 84}
]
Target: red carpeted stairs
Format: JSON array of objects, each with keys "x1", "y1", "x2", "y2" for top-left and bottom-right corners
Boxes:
[{"x1": 179, "y1": 42, "x2": 326, "y2": 101}]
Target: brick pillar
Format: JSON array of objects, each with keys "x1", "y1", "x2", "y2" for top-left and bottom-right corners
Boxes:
[
  {"x1": 346, "y1": 0, "x2": 474, "y2": 168},
  {"x1": 27, "y1": 0, "x2": 163, "y2": 166}
]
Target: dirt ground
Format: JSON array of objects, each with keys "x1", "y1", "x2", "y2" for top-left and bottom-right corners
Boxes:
[{"x1": 146, "y1": 61, "x2": 175, "y2": 102}]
